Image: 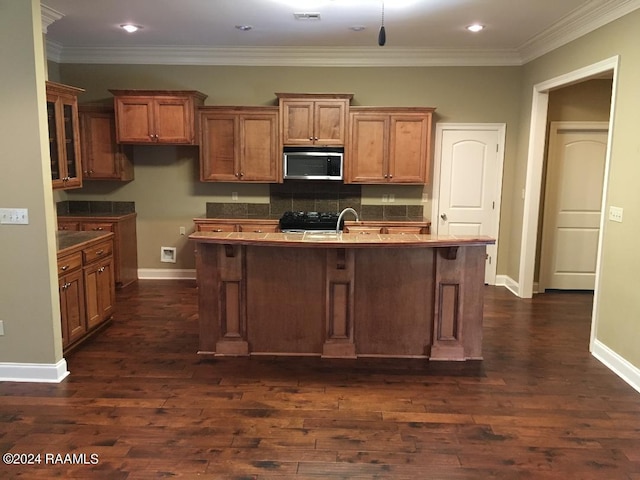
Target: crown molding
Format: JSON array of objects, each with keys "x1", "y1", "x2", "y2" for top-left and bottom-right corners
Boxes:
[
  {"x1": 41, "y1": 3, "x2": 64, "y2": 34},
  {"x1": 48, "y1": 44, "x2": 522, "y2": 67},
  {"x1": 519, "y1": 0, "x2": 640, "y2": 63}
]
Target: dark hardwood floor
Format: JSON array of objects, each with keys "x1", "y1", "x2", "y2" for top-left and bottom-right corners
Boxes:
[{"x1": 1, "y1": 281, "x2": 639, "y2": 479}]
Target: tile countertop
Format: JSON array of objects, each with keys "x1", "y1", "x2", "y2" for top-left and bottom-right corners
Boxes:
[
  {"x1": 189, "y1": 231, "x2": 493, "y2": 249},
  {"x1": 57, "y1": 231, "x2": 114, "y2": 254}
]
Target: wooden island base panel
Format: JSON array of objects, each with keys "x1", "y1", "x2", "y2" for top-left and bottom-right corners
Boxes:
[{"x1": 190, "y1": 231, "x2": 495, "y2": 361}]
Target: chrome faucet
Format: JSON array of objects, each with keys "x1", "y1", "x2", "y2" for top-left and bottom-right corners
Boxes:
[{"x1": 336, "y1": 207, "x2": 360, "y2": 233}]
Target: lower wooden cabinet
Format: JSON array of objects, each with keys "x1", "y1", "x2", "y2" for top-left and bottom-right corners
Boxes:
[
  {"x1": 57, "y1": 234, "x2": 115, "y2": 352},
  {"x1": 58, "y1": 213, "x2": 138, "y2": 288}
]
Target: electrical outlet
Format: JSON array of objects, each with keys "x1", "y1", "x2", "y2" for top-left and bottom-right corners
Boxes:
[
  {"x1": 179, "y1": 226, "x2": 186, "y2": 236},
  {"x1": 609, "y1": 206, "x2": 623, "y2": 223},
  {"x1": 382, "y1": 194, "x2": 388, "y2": 203},
  {"x1": 0, "y1": 320, "x2": 4, "y2": 336},
  {"x1": 389, "y1": 194, "x2": 395, "y2": 203},
  {"x1": 0, "y1": 208, "x2": 29, "y2": 224},
  {"x1": 232, "y1": 192, "x2": 238, "y2": 201}
]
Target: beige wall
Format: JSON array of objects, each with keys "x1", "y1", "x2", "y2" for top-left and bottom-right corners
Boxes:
[
  {"x1": 57, "y1": 64, "x2": 522, "y2": 271},
  {"x1": 0, "y1": 0, "x2": 62, "y2": 364},
  {"x1": 514, "y1": 10, "x2": 640, "y2": 369}
]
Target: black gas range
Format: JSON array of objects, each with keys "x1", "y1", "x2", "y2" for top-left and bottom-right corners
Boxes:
[{"x1": 279, "y1": 211, "x2": 342, "y2": 232}]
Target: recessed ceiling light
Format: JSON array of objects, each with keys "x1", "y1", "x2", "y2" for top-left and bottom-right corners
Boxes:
[
  {"x1": 120, "y1": 24, "x2": 142, "y2": 33},
  {"x1": 235, "y1": 25, "x2": 253, "y2": 31},
  {"x1": 349, "y1": 25, "x2": 366, "y2": 32},
  {"x1": 466, "y1": 24, "x2": 484, "y2": 33},
  {"x1": 294, "y1": 12, "x2": 321, "y2": 20}
]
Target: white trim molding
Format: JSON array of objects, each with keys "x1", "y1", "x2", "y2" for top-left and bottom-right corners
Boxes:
[
  {"x1": 495, "y1": 275, "x2": 520, "y2": 297},
  {"x1": 591, "y1": 340, "x2": 640, "y2": 394},
  {"x1": 0, "y1": 359, "x2": 69, "y2": 383},
  {"x1": 138, "y1": 268, "x2": 196, "y2": 280}
]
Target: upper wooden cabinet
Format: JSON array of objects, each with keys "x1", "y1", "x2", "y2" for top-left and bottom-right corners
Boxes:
[
  {"x1": 346, "y1": 107, "x2": 435, "y2": 184},
  {"x1": 46, "y1": 81, "x2": 84, "y2": 190},
  {"x1": 199, "y1": 106, "x2": 279, "y2": 182},
  {"x1": 109, "y1": 90, "x2": 207, "y2": 145},
  {"x1": 277, "y1": 93, "x2": 352, "y2": 146},
  {"x1": 79, "y1": 105, "x2": 133, "y2": 181}
]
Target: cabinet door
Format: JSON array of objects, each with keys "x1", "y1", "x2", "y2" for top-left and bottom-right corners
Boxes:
[
  {"x1": 59, "y1": 270, "x2": 86, "y2": 347},
  {"x1": 48, "y1": 87, "x2": 82, "y2": 190},
  {"x1": 200, "y1": 114, "x2": 239, "y2": 181},
  {"x1": 114, "y1": 97, "x2": 154, "y2": 143},
  {"x1": 240, "y1": 113, "x2": 279, "y2": 182},
  {"x1": 154, "y1": 97, "x2": 193, "y2": 144},
  {"x1": 347, "y1": 114, "x2": 388, "y2": 183},
  {"x1": 84, "y1": 258, "x2": 115, "y2": 330},
  {"x1": 314, "y1": 100, "x2": 348, "y2": 145},
  {"x1": 388, "y1": 115, "x2": 430, "y2": 184},
  {"x1": 80, "y1": 109, "x2": 133, "y2": 180},
  {"x1": 281, "y1": 100, "x2": 315, "y2": 145}
]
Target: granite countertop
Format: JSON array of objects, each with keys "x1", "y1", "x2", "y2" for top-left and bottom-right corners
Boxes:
[
  {"x1": 189, "y1": 231, "x2": 493, "y2": 249},
  {"x1": 57, "y1": 231, "x2": 114, "y2": 254}
]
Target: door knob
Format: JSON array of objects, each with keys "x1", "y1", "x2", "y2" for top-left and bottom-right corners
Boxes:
[{"x1": 440, "y1": 213, "x2": 448, "y2": 221}]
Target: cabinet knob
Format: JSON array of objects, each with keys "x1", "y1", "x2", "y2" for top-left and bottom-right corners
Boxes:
[
  {"x1": 96, "y1": 249, "x2": 104, "y2": 255},
  {"x1": 61, "y1": 265, "x2": 69, "y2": 271},
  {"x1": 94, "y1": 227, "x2": 104, "y2": 231},
  {"x1": 98, "y1": 266, "x2": 105, "y2": 273},
  {"x1": 308, "y1": 137, "x2": 313, "y2": 141}
]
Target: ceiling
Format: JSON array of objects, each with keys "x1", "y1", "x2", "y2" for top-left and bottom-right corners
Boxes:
[{"x1": 41, "y1": 0, "x2": 639, "y2": 66}]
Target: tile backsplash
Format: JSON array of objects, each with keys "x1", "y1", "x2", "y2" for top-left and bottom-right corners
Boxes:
[{"x1": 205, "y1": 182, "x2": 423, "y2": 221}]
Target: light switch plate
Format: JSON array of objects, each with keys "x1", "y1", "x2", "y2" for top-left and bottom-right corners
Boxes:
[
  {"x1": 609, "y1": 206, "x2": 623, "y2": 223},
  {"x1": 0, "y1": 208, "x2": 29, "y2": 224}
]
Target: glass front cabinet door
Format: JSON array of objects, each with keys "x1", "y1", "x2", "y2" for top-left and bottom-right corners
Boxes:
[{"x1": 46, "y1": 81, "x2": 84, "y2": 190}]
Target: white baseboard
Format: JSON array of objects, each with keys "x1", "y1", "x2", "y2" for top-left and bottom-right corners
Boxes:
[
  {"x1": 495, "y1": 274, "x2": 520, "y2": 297},
  {"x1": 138, "y1": 268, "x2": 196, "y2": 280},
  {"x1": 0, "y1": 359, "x2": 69, "y2": 383},
  {"x1": 591, "y1": 339, "x2": 640, "y2": 395}
]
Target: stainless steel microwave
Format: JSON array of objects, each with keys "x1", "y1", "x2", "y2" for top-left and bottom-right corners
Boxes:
[{"x1": 283, "y1": 147, "x2": 344, "y2": 181}]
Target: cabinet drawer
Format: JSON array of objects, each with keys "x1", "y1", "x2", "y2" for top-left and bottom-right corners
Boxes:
[
  {"x1": 344, "y1": 226, "x2": 382, "y2": 234},
  {"x1": 237, "y1": 223, "x2": 279, "y2": 233},
  {"x1": 58, "y1": 221, "x2": 80, "y2": 231},
  {"x1": 198, "y1": 223, "x2": 236, "y2": 233},
  {"x1": 57, "y1": 252, "x2": 82, "y2": 276},
  {"x1": 82, "y1": 222, "x2": 115, "y2": 233},
  {"x1": 83, "y1": 241, "x2": 113, "y2": 264},
  {"x1": 384, "y1": 226, "x2": 429, "y2": 234}
]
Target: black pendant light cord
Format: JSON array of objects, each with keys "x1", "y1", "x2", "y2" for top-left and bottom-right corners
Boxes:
[{"x1": 378, "y1": 0, "x2": 386, "y2": 46}]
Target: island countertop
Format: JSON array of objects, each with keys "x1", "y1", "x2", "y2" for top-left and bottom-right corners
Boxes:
[{"x1": 189, "y1": 230, "x2": 494, "y2": 248}]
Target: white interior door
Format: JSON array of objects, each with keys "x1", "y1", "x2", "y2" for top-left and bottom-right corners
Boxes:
[
  {"x1": 433, "y1": 125, "x2": 505, "y2": 285},
  {"x1": 539, "y1": 122, "x2": 608, "y2": 291}
]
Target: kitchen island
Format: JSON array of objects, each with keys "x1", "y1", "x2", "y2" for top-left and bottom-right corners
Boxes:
[{"x1": 189, "y1": 231, "x2": 494, "y2": 361}]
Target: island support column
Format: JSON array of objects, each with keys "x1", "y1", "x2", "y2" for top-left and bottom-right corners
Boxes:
[
  {"x1": 430, "y1": 246, "x2": 485, "y2": 360},
  {"x1": 323, "y1": 248, "x2": 356, "y2": 358}
]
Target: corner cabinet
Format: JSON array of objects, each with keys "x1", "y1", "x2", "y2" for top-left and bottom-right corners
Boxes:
[
  {"x1": 46, "y1": 81, "x2": 84, "y2": 190},
  {"x1": 277, "y1": 93, "x2": 352, "y2": 146},
  {"x1": 109, "y1": 90, "x2": 207, "y2": 145},
  {"x1": 346, "y1": 107, "x2": 435, "y2": 184},
  {"x1": 199, "y1": 106, "x2": 280, "y2": 182},
  {"x1": 79, "y1": 105, "x2": 134, "y2": 181}
]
